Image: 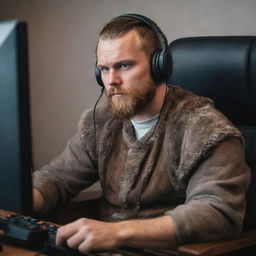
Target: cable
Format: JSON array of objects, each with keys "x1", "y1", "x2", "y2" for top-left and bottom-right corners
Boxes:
[{"x1": 93, "y1": 87, "x2": 105, "y2": 145}]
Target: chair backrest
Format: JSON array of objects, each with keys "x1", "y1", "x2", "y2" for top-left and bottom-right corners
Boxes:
[{"x1": 168, "y1": 36, "x2": 256, "y2": 231}]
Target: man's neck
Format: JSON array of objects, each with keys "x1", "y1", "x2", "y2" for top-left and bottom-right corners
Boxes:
[{"x1": 132, "y1": 82, "x2": 167, "y2": 121}]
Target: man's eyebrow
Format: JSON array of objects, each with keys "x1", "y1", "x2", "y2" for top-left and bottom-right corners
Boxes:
[{"x1": 97, "y1": 64, "x2": 106, "y2": 68}]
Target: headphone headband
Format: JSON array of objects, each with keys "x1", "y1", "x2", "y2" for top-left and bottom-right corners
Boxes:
[{"x1": 111, "y1": 14, "x2": 168, "y2": 50}]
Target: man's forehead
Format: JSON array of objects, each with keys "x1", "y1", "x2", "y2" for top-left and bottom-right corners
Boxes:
[
  {"x1": 99, "y1": 29, "x2": 140, "y2": 42},
  {"x1": 97, "y1": 30, "x2": 142, "y2": 51},
  {"x1": 97, "y1": 32, "x2": 145, "y2": 63},
  {"x1": 97, "y1": 35, "x2": 141, "y2": 54}
]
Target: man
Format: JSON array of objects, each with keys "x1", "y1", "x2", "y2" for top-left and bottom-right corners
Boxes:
[{"x1": 33, "y1": 14, "x2": 250, "y2": 254}]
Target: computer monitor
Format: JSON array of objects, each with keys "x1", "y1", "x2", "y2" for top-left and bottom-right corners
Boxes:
[{"x1": 0, "y1": 20, "x2": 33, "y2": 215}]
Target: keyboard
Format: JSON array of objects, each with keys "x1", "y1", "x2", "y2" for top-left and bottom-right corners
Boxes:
[{"x1": 0, "y1": 214, "x2": 176, "y2": 255}]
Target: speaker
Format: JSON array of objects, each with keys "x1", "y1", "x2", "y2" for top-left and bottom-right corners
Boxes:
[{"x1": 95, "y1": 13, "x2": 172, "y2": 87}]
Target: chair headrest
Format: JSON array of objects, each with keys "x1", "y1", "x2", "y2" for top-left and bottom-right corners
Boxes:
[{"x1": 168, "y1": 36, "x2": 256, "y2": 126}]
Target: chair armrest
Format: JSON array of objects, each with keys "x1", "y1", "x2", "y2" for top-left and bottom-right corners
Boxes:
[{"x1": 177, "y1": 229, "x2": 256, "y2": 256}]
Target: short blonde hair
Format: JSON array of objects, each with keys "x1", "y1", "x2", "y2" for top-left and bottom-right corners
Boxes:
[{"x1": 99, "y1": 17, "x2": 161, "y2": 58}]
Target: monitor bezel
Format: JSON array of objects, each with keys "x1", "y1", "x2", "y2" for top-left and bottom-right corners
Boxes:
[{"x1": 0, "y1": 20, "x2": 33, "y2": 215}]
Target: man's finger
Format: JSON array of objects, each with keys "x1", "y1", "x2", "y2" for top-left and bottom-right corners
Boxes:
[{"x1": 56, "y1": 218, "x2": 87, "y2": 246}]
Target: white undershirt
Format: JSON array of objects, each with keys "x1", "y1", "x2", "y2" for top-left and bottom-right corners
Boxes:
[{"x1": 130, "y1": 114, "x2": 159, "y2": 140}]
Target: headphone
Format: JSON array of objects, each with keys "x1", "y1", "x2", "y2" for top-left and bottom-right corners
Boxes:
[{"x1": 95, "y1": 14, "x2": 172, "y2": 87}]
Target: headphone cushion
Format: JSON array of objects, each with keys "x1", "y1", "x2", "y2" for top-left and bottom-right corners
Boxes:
[
  {"x1": 151, "y1": 49, "x2": 161, "y2": 82},
  {"x1": 95, "y1": 67, "x2": 104, "y2": 87},
  {"x1": 152, "y1": 49, "x2": 171, "y2": 83},
  {"x1": 160, "y1": 50, "x2": 172, "y2": 80}
]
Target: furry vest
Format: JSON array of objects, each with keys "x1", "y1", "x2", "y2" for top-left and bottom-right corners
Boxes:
[{"x1": 79, "y1": 85, "x2": 242, "y2": 221}]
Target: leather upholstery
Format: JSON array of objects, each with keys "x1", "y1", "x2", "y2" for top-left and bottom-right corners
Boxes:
[{"x1": 168, "y1": 36, "x2": 256, "y2": 231}]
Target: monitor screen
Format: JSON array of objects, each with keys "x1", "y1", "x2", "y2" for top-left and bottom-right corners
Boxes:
[{"x1": 0, "y1": 20, "x2": 33, "y2": 215}]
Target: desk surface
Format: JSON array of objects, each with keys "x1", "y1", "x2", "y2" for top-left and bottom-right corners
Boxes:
[
  {"x1": 0, "y1": 243, "x2": 177, "y2": 256},
  {"x1": 0, "y1": 243, "x2": 47, "y2": 256}
]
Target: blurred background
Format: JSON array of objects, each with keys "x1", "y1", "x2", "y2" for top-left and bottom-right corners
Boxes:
[{"x1": 0, "y1": 0, "x2": 255, "y2": 172}]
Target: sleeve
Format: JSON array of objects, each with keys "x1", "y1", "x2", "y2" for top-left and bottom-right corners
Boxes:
[
  {"x1": 33, "y1": 131, "x2": 99, "y2": 214},
  {"x1": 165, "y1": 137, "x2": 251, "y2": 245}
]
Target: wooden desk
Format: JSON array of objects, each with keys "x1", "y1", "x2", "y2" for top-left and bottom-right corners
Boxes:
[
  {"x1": 0, "y1": 243, "x2": 47, "y2": 256},
  {"x1": 0, "y1": 243, "x2": 177, "y2": 256}
]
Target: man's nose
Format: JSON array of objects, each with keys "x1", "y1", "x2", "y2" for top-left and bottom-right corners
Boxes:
[{"x1": 107, "y1": 69, "x2": 121, "y2": 87}]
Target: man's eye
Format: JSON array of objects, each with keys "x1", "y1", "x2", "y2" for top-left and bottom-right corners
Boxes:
[
  {"x1": 120, "y1": 63, "x2": 131, "y2": 70},
  {"x1": 100, "y1": 67, "x2": 109, "y2": 73}
]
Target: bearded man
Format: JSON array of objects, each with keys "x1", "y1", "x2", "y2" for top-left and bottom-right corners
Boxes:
[{"x1": 32, "y1": 14, "x2": 250, "y2": 255}]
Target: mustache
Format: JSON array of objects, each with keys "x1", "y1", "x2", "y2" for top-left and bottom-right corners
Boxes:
[{"x1": 106, "y1": 88, "x2": 127, "y2": 96}]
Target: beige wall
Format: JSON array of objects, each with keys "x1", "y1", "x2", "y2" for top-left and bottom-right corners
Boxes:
[{"x1": 1, "y1": 0, "x2": 256, "y2": 169}]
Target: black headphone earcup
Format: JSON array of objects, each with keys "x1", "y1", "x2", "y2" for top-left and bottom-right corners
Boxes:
[
  {"x1": 160, "y1": 50, "x2": 172, "y2": 80},
  {"x1": 95, "y1": 67, "x2": 104, "y2": 87},
  {"x1": 151, "y1": 49, "x2": 160, "y2": 82},
  {"x1": 151, "y1": 49, "x2": 172, "y2": 83}
]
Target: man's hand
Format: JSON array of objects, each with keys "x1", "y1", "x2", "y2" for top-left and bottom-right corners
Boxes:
[
  {"x1": 56, "y1": 218, "x2": 123, "y2": 253},
  {"x1": 0, "y1": 229, "x2": 4, "y2": 236},
  {"x1": 56, "y1": 215, "x2": 177, "y2": 254}
]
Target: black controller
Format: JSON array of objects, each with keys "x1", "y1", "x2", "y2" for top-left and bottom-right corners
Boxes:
[
  {"x1": 0, "y1": 214, "x2": 84, "y2": 255},
  {"x1": 0, "y1": 214, "x2": 48, "y2": 249}
]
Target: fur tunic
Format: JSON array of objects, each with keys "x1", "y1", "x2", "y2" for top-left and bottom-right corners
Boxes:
[{"x1": 33, "y1": 85, "x2": 250, "y2": 245}]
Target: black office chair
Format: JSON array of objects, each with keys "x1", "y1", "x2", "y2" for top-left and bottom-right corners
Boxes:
[{"x1": 168, "y1": 36, "x2": 256, "y2": 256}]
